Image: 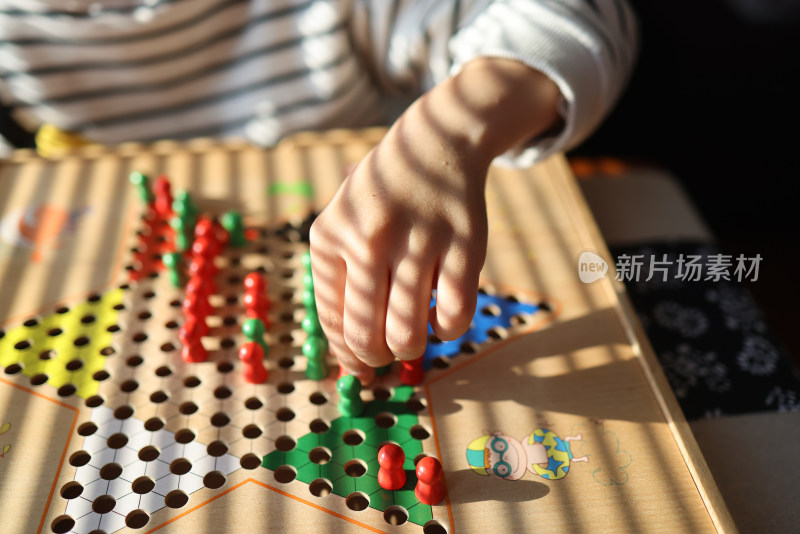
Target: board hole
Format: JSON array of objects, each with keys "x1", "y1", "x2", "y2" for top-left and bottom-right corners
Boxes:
[
  {"x1": 373, "y1": 387, "x2": 391, "y2": 401},
  {"x1": 69, "y1": 450, "x2": 90, "y2": 467},
  {"x1": 344, "y1": 459, "x2": 367, "y2": 477},
  {"x1": 40, "y1": 350, "x2": 56, "y2": 361},
  {"x1": 57, "y1": 384, "x2": 76, "y2": 397},
  {"x1": 179, "y1": 401, "x2": 198, "y2": 415},
  {"x1": 138, "y1": 445, "x2": 160, "y2": 462},
  {"x1": 374, "y1": 412, "x2": 397, "y2": 429},
  {"x1": 149, "y1": 391, "x2": 168, "y2": 403},
  {"x1": 107, "y1": 433, "x2": 128, "y2": 449},
  {"x1": 309, "y1": 392, "x2": 327, "y2": 405},
  {"x1": 214, "y1": 386, "x2": 232, "y2": 399},
  {"x1": 309, "y1": 447, "x2": 332, "y2": 465},
  {"x1": 423, "y1": 520, "x2": 448, "y2": 534},
  {"x1": 244, "y1": 397, "x2": 263, "y2": 410},
  {"x1": 65, "y1": 359, "x2": 83, "y2": 371},
  {"x1": 73, "y1": 336, "x2": 90, "y2": 347},
  {"x1": 275, "y1": 407, "x2": 295, "y2": 422},
  {"x1": 431, "y1": 357, "x2": 450, "y2": 369},
  {"x1": 47, "y1": 328, "x2": 62, "y2": 337},
  {"x1": 487, "y1": 327, "x2": 508, "y2": 340},
  {"x1": 14, "y1": 339, "x2": 31, "y2": 350},
  {"x1": 30, "y1": 373, "x2": 48, "y2": 386},
  {"x1": 132, "y1": 476, "x2": 156, "y2": 494},
  {"x1": 155, "y1": 365, "x2": 173, "y2": 377},
  {"x1": 23, "y1": 317, "x2": 39, "y2": 327},
  {"x1": 183, "y1": 376, "x2": 201, "y2": 388},
  {"x1": 342, "y1": 429, "x2": 365, "y2": 446},
  {"x1": 85, "y1": 395, "x2": 104, "y2": 408},
  {"x1": 410, "y1": 424, "x2": 431, "y2": 440},
  {"x1": 92, "y1": 494, "x2": 116, "y2": 514},
  {"x1": 460, "y1": 341, "x2": 480, "y2": 354},
  {"x1": 210, "y1": 412, "x2": 230, "y2": 427},
  {"x1": 137, "y1": 310, "x2": 152, "y2": 320},
  {"x1": 165, "y1": 320, "x2": 179, "y2": 329},
  {"x1": 220, "y1": 337, "x2": 236, "y2": 349},
  {"x1": 127, "y1": 355, "x2": 144, "y2": 367},
  {"x1": 93, "y1": 370, "x2": 110, "y2": 381},
  {"x1": 384, "y1": 505, "x2": 409, "y2": 526},
  {"x1": 170, "y1": 458, "x2": 192, "y2": 475},
  {"x1": 309, "y1": 478, "x2": 332, "y2": 497},
  {"x1": 274, "y1": 465, "x2": 296, "y2": 483},
  {"x1": 125, "y1": 509, "x2": 149, "y2": 529},
  {"x1": 144, "y1": 417, "x2": 165, "y2": 432},
  {"x1": 277, "y1": 382, "x2": 294, "y2": 394},
  {"x1": 132, "y1": 332, "x2": 148, "y2": 343},
  {"x1": 207, "y1": 440, "x2": 229, "y2": 457},
  {"x1": 77, "y1": 422, "x2": 98, "y2": 437},
  {"x1": 278, "y1": 357, "x2": 294, "y2": 369},
  {"x1": 242, "y1": 424, "x2": 263, "y2": 439},
  {"x1": 60, "y1": 481, "x2": 83, "y2": 500},
  {"x1": 50, "y1": 515, "x2": 75, "y2": 534},
  {"x1": 406, "y1": 398, "x2": 426, "y2": 412},
  {"x1": 99, "y1": 463, "x2": 123, "y2": 480},
  {"x1": 165, "y1": 489, "x2": 189, "y2": 508},
  {"x1": 4, "y1": 363, "x2": 22, "y2": 374},
  {"x1": 175, "y1": 429, "x2": 195, "y2": 444},
  {"x1": 240, "y1": 453, "x2": 262, "y2": 470},
  {"x1": 275, "y1": 435, "x2": 296, "y2": 452},
  {"x1": 120, "y1": 379, "x2": 139, "y2": 392},
  {"x1": 81, "y1": 314, "x2": 96, "y2": 324},
  {"x1": 217, "y1": 361, "x2": 234, "y2": 373},
  {"x1": 345, "y1": 492, "x2": 369, "y2": 512},
  {"x1": 309, "y1": 418, "x2": 329, "y2": 434},
  {"x1": 114, "y1": 405, "x2": 134, "y2": 420},
  {"x1": 160, "y1": 342, "x2": 176, "y2": 353}
]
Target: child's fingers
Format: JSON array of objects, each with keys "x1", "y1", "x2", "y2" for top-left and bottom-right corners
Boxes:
[
  {"x1": 385, "y1": 256, "x2": 436, "y2": 360},
  {"x1": 342, "y1": 260, "x2": 394, "y2": 368},
  {"x1": 430, "y1": 246, "x2": 483, "y2": 340},
  {"x1": 335, "y1": 351, "x2": 376, "y2": 385}
]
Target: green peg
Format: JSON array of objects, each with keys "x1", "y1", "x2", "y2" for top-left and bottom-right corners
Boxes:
[
  {"x1": 301, "y1": 308, "x2": 324, "y2": 337},
  {"x1": 170, "y1": 216, "x2": 190, "y2": 252},
  {"x1": 375, "y1": 364, "x2": 392, "y2": 376},
  {"x1": 221, "y1": 211, "x2": 247, "y2": 247},
  {"x1": 302, "y1": 271, "x2": 314, "y2": 290},
  {"x1": 172, "y1": 190, "x2": 198, "y2": 223},
  {"x1": 337, "y1": 374, "x2": 364, "y2": 417},
  {"x1": 301, "y1": 287, "x2": 316, "y2": 309},
  {"x1": 242, "y1": 318, "x2": 269, "y2": 356},
  {"x1": 303, "y1": 335, "x2": 329, "y2": 380},
  {"x1": 129, "y1": 171, "x2": 152, "y2": 204},
  {"x1": 301, "y1": 251, "x2": 312, "y2": 271},
  {"x1": 161, "y1": 252, "x2": 183, "y2": 287}
]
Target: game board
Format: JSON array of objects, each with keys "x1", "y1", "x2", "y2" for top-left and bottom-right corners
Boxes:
[{"x1": 0, "y1": 129, "x2": 736, "y2": 533}]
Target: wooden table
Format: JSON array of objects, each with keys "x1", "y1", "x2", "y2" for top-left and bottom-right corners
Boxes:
[{"x1": 0, "y1": 129, "x2": 736, "y2": 533}]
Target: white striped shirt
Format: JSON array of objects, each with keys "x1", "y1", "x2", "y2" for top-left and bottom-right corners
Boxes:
[{"x1": 0, "y1": 0, "x2": 637, "y2": 165}]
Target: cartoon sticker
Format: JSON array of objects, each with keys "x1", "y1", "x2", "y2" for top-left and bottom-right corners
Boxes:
[{"x1": 466, "y1": 428, "x2": 588, "y2": 481}]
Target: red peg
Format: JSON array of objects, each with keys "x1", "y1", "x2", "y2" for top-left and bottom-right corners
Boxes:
[
  {"x1": 399, "y1": 356, "x2": 424, "y2": 385},
  {"x1": 180, "y1": 336, "x2": 207, "y2": 363},
  {"x1": 244, "y1": 272, "x2": 266, "y2": 294},
  {"x1": 153, "y1": 174, "x2": 173, "y2": 218},
  {"x1": 415, "y1": 456, "x2": 445, "y2": 505},
  {"x1": 243, "y1": 292, "x2": 270, "y2": 326},
  {"x1": 238, "y1": 341, "x2": 268, "y2": 384},
  {"x1": 378, "y1": 443, "x2": 406, "y2": 491},
  {"x1": 182, "y1": 291, "x2": 212, "y2": 320}
]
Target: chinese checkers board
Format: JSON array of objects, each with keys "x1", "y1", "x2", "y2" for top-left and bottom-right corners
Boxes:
[{"x1": 0, "y1": 128, "x2": 736, "y2": 534}]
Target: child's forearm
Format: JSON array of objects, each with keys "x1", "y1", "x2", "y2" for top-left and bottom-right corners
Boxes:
[{"x1": 414, "y1": 57, "x2": 562, "y2": 168}]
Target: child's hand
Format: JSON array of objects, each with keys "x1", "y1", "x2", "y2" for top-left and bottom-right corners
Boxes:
[
  {"x1": 310, "y1": 57, "x2": 562, "y2": 381},
  {"x1": 309, "y1": 107, "x2": 490, "y2": 382}
]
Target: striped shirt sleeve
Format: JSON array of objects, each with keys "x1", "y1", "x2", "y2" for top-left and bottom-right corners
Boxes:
[{"x1": 352, "y1": 0, "x2": 639, "y2": 166}]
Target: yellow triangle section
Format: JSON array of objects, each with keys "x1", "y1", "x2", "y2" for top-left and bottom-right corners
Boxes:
[{"x1": 0, "y1": 288, "x2": 125, "y2": 399}]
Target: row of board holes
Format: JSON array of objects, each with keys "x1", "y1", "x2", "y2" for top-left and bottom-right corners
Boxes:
[{"x1": 272, "y1": 470, "x2": 447, "y2": 533}]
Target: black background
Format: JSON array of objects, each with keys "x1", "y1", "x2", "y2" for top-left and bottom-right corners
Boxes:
[{"x1": 569, "y1": 0, "x2": 800, "y2": 364}]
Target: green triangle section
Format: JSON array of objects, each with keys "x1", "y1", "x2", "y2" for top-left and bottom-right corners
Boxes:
[
  {"x1": 0, "y1": 288, "x2": 125, "y2": 399},
  {"x1": 262, "y1": 385, "x2": 433, "y2": 526}
]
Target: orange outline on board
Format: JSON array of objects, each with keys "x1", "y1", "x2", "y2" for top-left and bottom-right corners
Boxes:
[
  {"x1": 144, "y1": 479, "x2": 388, "y2": 534},
  {"x1": 0, "y1": 376, "x2": 80, "y2": 534},
  {"x1": 424, "y1": 289, "x2": 563, "y2": 533}
]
